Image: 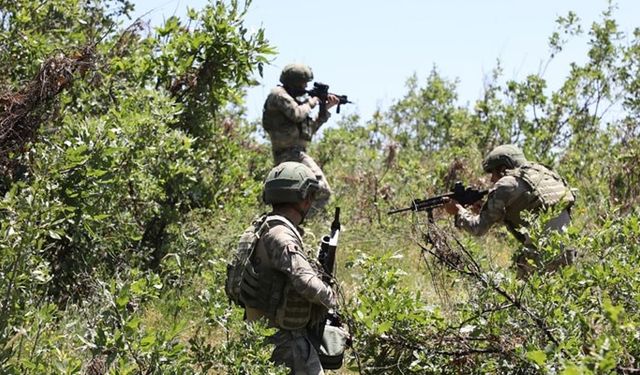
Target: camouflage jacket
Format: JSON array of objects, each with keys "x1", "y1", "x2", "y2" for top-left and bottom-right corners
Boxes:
[
  {"x1": 262, "y1": 86, "x2": 330, "y2": 153},
  {"x1": 245, "y1": 215, "x2": 336, "y2": 330},
  {"x1": 455, "y1": 162, "x2": 574, "y2": 244}
]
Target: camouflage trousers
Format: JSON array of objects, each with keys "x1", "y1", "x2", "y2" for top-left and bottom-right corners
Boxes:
[
  {"x1": 514, "y1": 209, "x2": 575, "y2": 279},
  {"x1": 514, "y1": 247, "x2": 577, "y2": 279},
  {"x1": 269, "y1": 329, "x2": 324, "y2": 375},
  {"x1": 274, "y1": 148, "x2": 332, "y2": 216}
]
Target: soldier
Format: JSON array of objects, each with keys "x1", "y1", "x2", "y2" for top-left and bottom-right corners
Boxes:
[
  {"x1": 262, "y1": 63, "x2": 340, "y2": 216},
  {"x1": 443, "y1": 144, "x2": 575, "y2": 278},
  {"x1": 241, "y1": 161, "x2": 337, "y2": 374}
]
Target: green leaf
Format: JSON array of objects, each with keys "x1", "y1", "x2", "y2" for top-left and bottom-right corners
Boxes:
[
  {"x1": 560, "y1": 366, "x2": 582, "y2": 375},
  {"x1": 377, "y1": 321, "x2": 393, "y2": 334},
  {"x1": 140, "y1": 334, "x2": 156, "y2": 348},
  {"x1": 125, "y1": 316, "x2": 141, "y2": 332},
  {"x1": 527, "y1": 350, "x2": 546, "y2": 366},
  {"x1": 130, "y1": 279, "x2": 147, "y2": 295},
  {"x1": 86, "y1": 169, "x2": 108, "y2": 178},
  {"x1": 603, "y1": 297, "x2": 624, "y2": 323},
  {"x1": 116, "y1": 291, "x2": 130, "y2": 309},
  {"x1": 48, "y1": 230, "x2": 62, "y2": 240}
]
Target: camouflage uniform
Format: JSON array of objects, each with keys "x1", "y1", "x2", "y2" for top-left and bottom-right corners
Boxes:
[
  {"x1": 455, "y1": 156, "x2": 575, "y2": 277},
  {"x1": 245, "y1": 216, "x2": 337, "y2": 375},
  {"x1": 263, "y1": 67, "x2": 333, "y2": 214}
]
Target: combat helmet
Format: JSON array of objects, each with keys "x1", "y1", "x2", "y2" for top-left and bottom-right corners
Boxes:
[
  {"x1": 263, "y1": 162, "x2": 320, "y2": 204},
  {"x1": 279, "y1": 63, "x2": 314, "y2": 87},
  {"x1": 482, "y1": 144, "x2": 528, "y2": 173}
]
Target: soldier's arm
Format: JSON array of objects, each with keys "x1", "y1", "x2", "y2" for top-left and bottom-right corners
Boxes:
[
  {"x1": 268, "y1": 90, "x2": 316, "y2": 123},
  {"x1": 308, "y1": 94, "x2": 338, "y2": 134},
  {"x1": 455, "y1": 177, "x2": 519, "y2": 236},
  {"x1": 277, "y1": 242, "x2": 337, "y2": 309},
  {"x1": 308, "y1": 108, "x2": 331, "y2": 134}
]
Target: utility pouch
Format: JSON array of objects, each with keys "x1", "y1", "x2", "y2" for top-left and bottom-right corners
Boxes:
[
  {"x1": 299, "y1": 119, "x2": 313, "y2": 141},
  {"x1": 319, "y1": 325, "x2": 349, "y2": 369},
  {"x1": 308, "y1": 323, "x2": 349, "y2": 370}
]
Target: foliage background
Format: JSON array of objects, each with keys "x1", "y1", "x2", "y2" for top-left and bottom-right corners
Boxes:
[{"x1": 0, "y1": 0, "x2": 639, "y2": 374}]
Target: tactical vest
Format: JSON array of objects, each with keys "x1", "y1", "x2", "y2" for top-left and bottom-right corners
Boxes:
[
  {"x1": 503, "y1": 162, "x2": 575, "y2": 243},
  {"x1": 242, "y1": 215, "x2": 315, "y2": 330}
]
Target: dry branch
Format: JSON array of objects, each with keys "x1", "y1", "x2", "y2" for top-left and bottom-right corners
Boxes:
[
  {"x1": 418, "y1": 220, "x2": 561, "y2": 347},
  {"x1": 0, "y1": 46, "x2": 96, "y2": 177}
]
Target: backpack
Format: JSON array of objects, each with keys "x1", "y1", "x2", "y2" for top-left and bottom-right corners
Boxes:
[
  {"x1": 224, "y1": 214, "x2": 301, "y2": 307},
  {"x1": 225, "y1": 215, "x2": 267, "y2": 307}
]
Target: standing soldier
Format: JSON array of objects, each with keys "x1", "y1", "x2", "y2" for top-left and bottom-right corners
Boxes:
[
  {"x1": 443, "y1": 144, "x2": 575, "y2": 278},
  {"x1": 237, "y1": 162, "x2": 337, "y2": 374},
  {"x1": 262, "y1": 63, "x2": 340, "y2": 215}
]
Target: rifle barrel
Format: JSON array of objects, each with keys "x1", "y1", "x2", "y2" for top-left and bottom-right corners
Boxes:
[
  {"x1": 387, "y1": 206, "x2": 414, "y2": 215},
  {"x1": 387, "y1": 187, "x2": 489, "y2": 216}
]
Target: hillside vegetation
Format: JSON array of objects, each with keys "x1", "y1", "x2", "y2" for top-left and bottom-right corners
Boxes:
[{"x1": 1, "y1": 0, "x2": 639, "y2": 374}]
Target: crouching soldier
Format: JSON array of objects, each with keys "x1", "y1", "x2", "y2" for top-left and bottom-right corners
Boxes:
[{"x1": 444, "y1": 144, "x2": 576, "y2": 278}]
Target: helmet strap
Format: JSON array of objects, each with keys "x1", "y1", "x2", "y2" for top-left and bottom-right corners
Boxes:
[
  {"x1": 491, "y1": 166, "x2": 508, "y2": 183},
  {"x1": 295, "y1": 198, "x2": 313, "y2": 225}
]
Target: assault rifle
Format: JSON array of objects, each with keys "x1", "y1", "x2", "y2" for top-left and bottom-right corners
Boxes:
[
  {"x1": 388, "y1": 182, "x2": 488, "y2": 215},
  {"x1": 307, "y1": 82, "x2": 352, "y2": 113}
]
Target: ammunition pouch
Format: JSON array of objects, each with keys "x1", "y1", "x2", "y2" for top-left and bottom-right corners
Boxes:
[{"x1": 241, "y1": 265, "x2": 286, "y2": 318}]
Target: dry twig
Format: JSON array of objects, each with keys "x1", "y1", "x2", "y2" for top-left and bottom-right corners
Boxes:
[{"x1": 0, "y1": 46, "x2": 96, "y2": 177}]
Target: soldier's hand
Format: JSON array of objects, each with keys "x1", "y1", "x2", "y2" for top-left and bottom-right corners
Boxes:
[
  {"x1": 308, "y1": 96, "x2": 320, "y2": 108},
  {"x1": 325, "y1": 94, "x2": 340, "y2": 110},
  {"x1": 470, "y1": 200, "x2": 483, "y2": 213},
  {"x1": 443, "y1": 198, "x2": 461, "y2": 215}
]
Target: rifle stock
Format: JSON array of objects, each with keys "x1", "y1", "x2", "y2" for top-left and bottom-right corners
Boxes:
[{"x1": 319, "y1": 207, "x2": 340, "y2": 282}]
